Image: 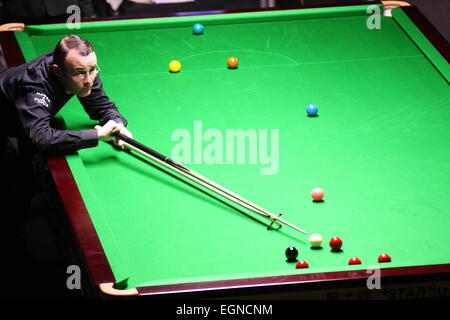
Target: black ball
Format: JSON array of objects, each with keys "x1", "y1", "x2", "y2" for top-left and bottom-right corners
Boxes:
[{"x1": 285, "y1": 246, "x2": 298, "y2": 262}]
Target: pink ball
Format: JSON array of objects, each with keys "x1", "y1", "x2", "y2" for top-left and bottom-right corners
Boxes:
[{"x1": 311, "y1": 188, "x2": 324, "y2": 201}]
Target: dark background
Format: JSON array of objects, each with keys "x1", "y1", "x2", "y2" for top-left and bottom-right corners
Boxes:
[{"x1": 0, "y1": 0, "x2": 449, "y2": 41}]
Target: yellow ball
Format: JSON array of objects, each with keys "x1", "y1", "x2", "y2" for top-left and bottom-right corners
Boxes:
[{"x1": 169, "y1": 60, "x2": 181, "y2": 73}]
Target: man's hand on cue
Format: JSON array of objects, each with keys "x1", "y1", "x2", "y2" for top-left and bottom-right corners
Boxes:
[
  {"x1": 113, "y1": 122, "x2": 133, "y2": 150},
  {"x1": 95, "y1": 120, "x2": 132, "y2": 150}
]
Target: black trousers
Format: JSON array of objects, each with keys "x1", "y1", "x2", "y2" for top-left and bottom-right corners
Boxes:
[
  {"x1": 2, "y1": 136, "x2": 35, "y2": 224},
  {"x1": 1, "y1": 134, "x2": 38, "y2": 296}
]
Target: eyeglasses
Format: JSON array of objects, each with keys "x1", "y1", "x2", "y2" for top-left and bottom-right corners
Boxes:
[{"x1": 64, "y1": 65, "x2": 101, "y2": 79}]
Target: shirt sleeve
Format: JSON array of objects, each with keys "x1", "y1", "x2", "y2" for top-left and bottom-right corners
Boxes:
[
  {"x1": 15, "y1": 90, "x2": 99, "y2": 155},
  {"x1": 77, "y1": 75, "x2": 128, "y2": 126}
]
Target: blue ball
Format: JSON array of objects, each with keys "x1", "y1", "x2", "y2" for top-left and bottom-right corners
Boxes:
[
  {"x1": 306, "y1": 104, "x2": 318, "y2": 116},
  {"x1": 193, "y1": 23, "x2": 204, "y2": 35}
]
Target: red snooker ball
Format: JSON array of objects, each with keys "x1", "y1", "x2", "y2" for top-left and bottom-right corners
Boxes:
[
  {"x1": 329, "y1": 236, "x2": 343, "y2": 251},
  {"x1": 348, "y1": 257, "x2": 362, "y2": 265},
  {"x1": 295, "y1": 260, "x2": 309, "y2": 269},
  {"x1": 378, "y1": 253, "x2": 391, "y2": 263}
]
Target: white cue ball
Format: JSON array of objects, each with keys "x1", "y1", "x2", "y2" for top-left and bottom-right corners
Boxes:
[{"x1": 308, "y1": 233, "x2": 323, "y2": 248}]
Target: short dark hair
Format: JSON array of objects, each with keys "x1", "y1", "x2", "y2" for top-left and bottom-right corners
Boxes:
[{"x1": 53, "y1": 35, "x2": 94, "y2": 69}]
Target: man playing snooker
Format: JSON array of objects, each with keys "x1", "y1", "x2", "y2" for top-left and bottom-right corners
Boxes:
[
  {"x1": 0, "y1": 35, "x2": 131, "y2": 293},
  {"x1": 1, "y1": 34, "x2": 131, "y2": 155}
]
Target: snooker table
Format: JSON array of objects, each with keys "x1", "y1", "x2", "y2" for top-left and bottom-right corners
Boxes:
[{"x1": 1, "y1": 1, "x2": 449, "y2": 299}]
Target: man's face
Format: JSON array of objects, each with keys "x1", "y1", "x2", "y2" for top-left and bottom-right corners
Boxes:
[{"x1": 55, "y1": 49, "x2": 98, "y2": 97}]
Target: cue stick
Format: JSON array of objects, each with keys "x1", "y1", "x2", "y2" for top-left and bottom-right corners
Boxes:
[{"x1": 113, "y1": 132, "x2": 308, "y2": 235}]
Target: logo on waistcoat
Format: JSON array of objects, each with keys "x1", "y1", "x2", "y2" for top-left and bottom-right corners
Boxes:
[{"x1": 33, "y1": 92, "x2": 50, "y2": 108}]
